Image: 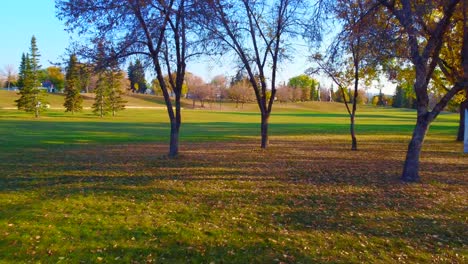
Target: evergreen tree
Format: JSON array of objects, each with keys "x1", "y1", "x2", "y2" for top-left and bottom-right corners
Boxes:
[
  {"x1": 93, "y1": 73, "x2": 110, "y2": 117},
  {"x1": 29, "y1": 35, "x2": 41, "y2": 88},
  {"x1": 107, "y1": 70, "x2": 127, "y2": 116},
  {"x1": 15, "y1": 36, "x2": 47, "y2": 117},
  {"x1": 127, "y1": 61, "x2": 135, "y2": 92},
  {"x1": 17, "y1": 53, "x2": 28, "y2": 88},
  {"x1": 128, "y1": 59, "x2": 146, "y2": 93},
  {"x1": 392, "y1": 85, "x2": 405, "y2": 108},
  {"x1": 64, "y1": 54, "x2": 83, "y2": 113}
]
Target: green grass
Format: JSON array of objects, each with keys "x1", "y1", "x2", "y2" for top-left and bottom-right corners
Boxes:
[{"x1": 0, "y1": 94, "x2": 466, "y2": 263}]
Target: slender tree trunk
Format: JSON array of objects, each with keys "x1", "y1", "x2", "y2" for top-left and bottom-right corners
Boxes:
[
  {"x1": 350, "y1": 113, "x2": 357, "y2": 151},
  {"x1": 261, "y1": 112, "x2": 269, "y2": 149},
  {"x1": 34, "y1": 93, "x2": 39, "y2": 118},
  {"x1": 457, "y1": 98, "x2": 468, "y2": 141},
  {"x1": 351, "y1": 50, "x2": 359, "y2": 151},
  {"x1": 167, "y1": 94, "x2": 182, "y2": 158},
  {"x1": 401, "y1": 115, "x2": 430, "y2": 182}
]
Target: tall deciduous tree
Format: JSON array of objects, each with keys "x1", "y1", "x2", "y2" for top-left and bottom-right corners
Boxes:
[
  {"x1": 311, "y1": 0, "x2": 394, "y2": 151},
  {"x1": 57, "y1": 0, "x2": 201, "y2": 157},
  {"x1": 288, "y1": 74, "x2": 319, "y2": 101},
  {"x1": 1, "y1": 65, "x2": 17, "y2": 89},
  {"x1": 228, "y1": 78, "x2": 255, "y2": 108},
  {"x1": 433, "y1": 1, "x2": 468, "y2": 141},
  {"x1": 46, "y1": 66, "x2": 65, "y2": 91},
  {"x1": 200, "y1": 0, "x2": 316, "y2": 148},
  {"x1": 377, "y1": 0, "x2": 466, "y2": 182},
  {"x1": 64, "y1": 54, "x2": 83, "y2": 114}
]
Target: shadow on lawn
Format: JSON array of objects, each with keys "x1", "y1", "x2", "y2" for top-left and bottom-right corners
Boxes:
[{"x1": 0, "y1": 135, "x2": 466, "y2": 262}]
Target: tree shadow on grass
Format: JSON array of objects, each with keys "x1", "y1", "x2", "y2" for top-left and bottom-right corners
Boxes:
[{"x1": 0, "y1": 138, "x2": 466, "y2": 262}]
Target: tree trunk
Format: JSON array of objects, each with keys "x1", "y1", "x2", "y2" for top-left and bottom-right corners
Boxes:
[
  {"x1": 168, "y1": 94, "x2": 182, "y2": 158},
  {"x1": 350, "y1": 113, "x2": 357, "y2": 151},
  {"x1": 261, "y1": 113, "x2": 269, "y2": 149},
  {"x1": 457, "y1": 99, "x2": 468, "y2": 141},
  {"x1": 401, "y1": 116, "x2": 430, "y2": 182},
  {"x1": 168, "y1": 118, "x2": 179, "y2": 158}
]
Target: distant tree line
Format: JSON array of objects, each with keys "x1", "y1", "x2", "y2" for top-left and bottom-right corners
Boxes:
[{"x1": 13, "y1": 36, "x2": 127, "y2": 117}]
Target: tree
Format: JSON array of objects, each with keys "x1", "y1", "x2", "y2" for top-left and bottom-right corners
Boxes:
[
  {"x1": 1, "y1": 65, "x2": 17, "y2": 89},
  {"x1": 392, "y1": 85, "x2": 405, "y2": 108},
  {"x1": 228, "y1": 78, "x2": 255, "y2": 108},
  {"x1": 288, "y1": 74, "x2": 319, "y2": 101},
  {"x1": 186, "y1": 73, "x2": 206, "y2": 108},
  {"x1": 431, "y1": 1, "x2": 468, "y2": 141},
  {"x1": 57, "y1": 0, "x2": 201, "y2": 157},
  {"x1": 64, "y1": 54, "x2": 83, "y2": 114},
  {"x1": 200, "y1": 0, "x2": 316, "y2": 148},
  {"x1": 16, "y1": 53, "x2": 28, "y2": 88},
  {"x1": 377, "y1": 0, "x2": 466, "y2": 182},
  {"x1": 46, "y1": 66, "x2": 65, "y2": 91},
  {"x1": 193, "y1": 84, "x2": 212, "y2": 108},
  {"x1": 210, "y1": 74, "x2": 228, "y2": 108},
  {"x1": 93, "y1": 73, "x2": 110, "y2": 117},
  {"x1": 77, "y1": 62, "x2": 95, "y2": 93},
  {"x1": 311, "y1": 0, "x2": 389, "y2": 151},
  {"x1": 275, "y1": 84, "x2": 291, "y2": 103},
  {"x1": 128, "y1": 59, "x2": 147, "y2": 93},
  {"x1": 29, "y1": 35, "x2": 41, "y2": 88},
  {"x1": 107, "y1": 70, "x2": 127, "y2": 116},
  {"x1": 15, "y1": 37, "x2": 47, "y2": 118}
]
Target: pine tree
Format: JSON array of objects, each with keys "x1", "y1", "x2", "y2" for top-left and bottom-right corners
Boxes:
[
  {"x1": 130, "y1": 59, "x2": 147, "y2": 93},
  {"x1": 17, "y1": 53, "x2": 27, "y2": 88},
  {"x1": 15, "y1": 37, "x2": 47, "y2": 118},
  {"x1": 29, "y1": 35, "x2": 41, "y2": 88},
  {"x1": 93, "y1": 73, "x2": 110, "y2": 117},
  {"x1": 64, "y1": 54, "x2": 83, "y2": 113},
  {"x1": 392, "y1": 85, "x2": 405, "y2": 108},
  {"x1": 127, "y1": 61, "x2": 135, "y2": 92},
  {"x1": 107, "y1": 70, "x2": 127, "y2": 116}
]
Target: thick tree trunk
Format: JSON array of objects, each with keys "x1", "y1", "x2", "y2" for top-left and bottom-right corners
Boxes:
[
  {"x1": 401, "y1": 116, "x2": 430, "y2": 182},
  {"x1": 260, "y1": 113, "x2": 269, "y2": 149},
  {"x1": 350, "y1": 114, "x2": 357, "y2": 151},
  {"x1": 457, "y1": 99, "x2": 468, "y2": 141}
]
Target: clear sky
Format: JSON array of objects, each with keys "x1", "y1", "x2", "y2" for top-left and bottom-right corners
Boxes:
[
  {"x1": 0, "y1": 1, "x2": 70, "y2": 69},
  {"x1": 0, "y1": 1, "x2": 311, "y2": 84},
  {"x1": 0, "y1": 1, "x2": 394, "y2": 94}
]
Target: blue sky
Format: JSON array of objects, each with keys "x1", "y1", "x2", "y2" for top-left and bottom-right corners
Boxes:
[
  {"x1": 0, "y1": 1, "x2": 310, "y2": 84},
  {"x1": 0, "y1": 1, "x2": 394, "y2": 94},
  {"x1": 0, "y1": 1, "x2": 69, "y2": 69}
]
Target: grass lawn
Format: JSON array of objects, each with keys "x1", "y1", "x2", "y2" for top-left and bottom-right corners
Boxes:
[{"x1": 0, "y1": 94, "x2": 466, "y2": 263}]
